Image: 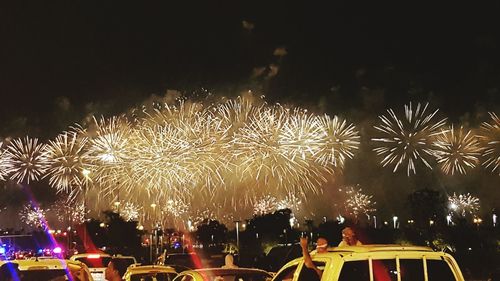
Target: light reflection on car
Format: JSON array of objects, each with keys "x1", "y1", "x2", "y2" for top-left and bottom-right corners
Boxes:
[{"x1": 173, "y1": 268, "x2": 273, "y2": 281}]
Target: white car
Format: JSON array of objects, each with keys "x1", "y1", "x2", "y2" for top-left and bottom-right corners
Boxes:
[
  {"x1": 70, "y1": 253, "x2": 138, "y2": 281},
  {"x1": 273, "y1": 244, "x2": 465, "y2": 281},
  {"x1": 70, "y1": 253, "x2": 112, "y2": 281},
  {"x1": 0, "y1": 258, "x2": 94, "y2": 281}
]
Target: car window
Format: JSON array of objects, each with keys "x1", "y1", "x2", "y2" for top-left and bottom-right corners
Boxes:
[
  {"x1": 274, "y1": 264, "x2": 299, "y2": 281},
  {"x1": 399, "y1": 259, "x2": 424, "y2": 281},
  {"x1": 338, "y1": 260, "x2": 370, "y2": 281},
  {"x1": 373, "y1": 259, "x2": 397, "y2": 281},
  {"x1": 116, "y1": 257, "x2": 137, "y2": 268},
  {"x1": 18, "y1": 269, "x2": 69, "y2": 281},
  {"x1": 75, "y1": 256, "x2": 112, "y2": 268},
  {"x1": 166, "y1": 255, "x2": 200, "y2": 269},
  {"x1": 427, "y1": 259, "x2": 456, "y2": 281}
]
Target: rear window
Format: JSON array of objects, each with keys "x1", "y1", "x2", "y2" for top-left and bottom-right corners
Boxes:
[
  {"x1": 74, "y1": 256, "x2": 112, "y2": 268},
  {"x1": 165, "y1": 254, "x2": 200, "y2": 269},
  {"x1": 19, "y1": 269, "x2": 70, "y2": 281},
  {"x1": 116, "y1": 257, "x2": 136, "y2": 268},
  {"x1": 427, "y1": 259, "x2": 456, "y2": 281},
  {"x1": 339, "y1": 260, "x2": 370, "y2": 281}
]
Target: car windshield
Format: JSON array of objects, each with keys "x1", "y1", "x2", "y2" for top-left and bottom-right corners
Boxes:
[
  {"x1": 116, "y1": 257, "x2": 137, "y2": 268},
  {"x1": 74, "y1": 256, "x2": 112, "y2": 268},
  {"x1": 165, "y1": 254, "x2": 200, "y2": 269}
]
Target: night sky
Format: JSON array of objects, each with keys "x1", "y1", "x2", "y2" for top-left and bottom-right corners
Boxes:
[
  {"x1": 2, "y1": 2, "x2": 500, "y2": 136},
  {"x1": 1, "y1": 2, "x2": 500, "y2": 221}
]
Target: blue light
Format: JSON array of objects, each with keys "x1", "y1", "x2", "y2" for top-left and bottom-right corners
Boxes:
[
  {"x1": 0, "y1": 247, "x2": 5, "y2": 255},
  {"x1": 38, "y1": 249, "x2": 43, "y2": 254},
  {"x1": 173, "y1": 242, "x2": 181, "y2": 249}
]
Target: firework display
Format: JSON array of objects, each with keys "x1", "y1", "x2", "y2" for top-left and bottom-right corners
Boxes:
[
  {"x1": 448, "y1": 193, "x2": 480, "y2": 217},
  {"x1": 372, "y1": 102, "x2": 447, "y2": 176},
  {"x1": 480, "y1": 112, "x2": 500, "y2": 175},
  {"x1": 253, "y1": 195, "x2": 278, "y2": 215},
  {"x1": 0, "y1": 142, "x2": 8, "y2": 181},
  {"x1": 20, "y1": 204, "x2": 48, "y2": 229},
  {"x1": 3, "y1": 137, "x2": 49, "y2": 183},
  {"x1": 44, "y1": 132, "x2": 90, "y2": 193},
  {"x1": 0, "y1": 95, "x2": 498, "y2": 225},
  {"x1": 53, "y1": 198, "x2": 88, "y2": 225},
  {"x1": 253, "y1": 193, "x2": 303, "y2": 216},
  {"x1": 115, "y1": 202, "x2": 142, "y2": 222},
  {"x1": 315, "y1": 115, "x2": 360, "y2": 168},
  {"x1": 434, "y1": 126, "x2": 483, "y2": 175},
  {"x1": 343, "y1": 185, "x2": 376, "y2": 218}
]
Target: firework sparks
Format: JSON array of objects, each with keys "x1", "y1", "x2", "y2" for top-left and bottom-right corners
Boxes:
[
  {"x1": 4, "y1": 137, "x2": 50, "y2": 183},
  {"x1": 84, "y1": 116, "x2": 133, "y2": 196},
  {"x1": 44, "y1": 132, "x2": 90, "y2": 193},
  {"x1": 480, "y1": 112, "x2": 500, "y2": 174},
  {"x1": 233, "y1": 106, "x2": 325, "y2": 194},
  {"x1": 162, "y1": 199, "x2": 190, "y2": 218},
  {"x1": 343, "y1": 185, "x2": 376, "y2": 217},
  {"x1": 20, "y1": 204, "x2": 48, "y2": 229},
  {"x1": 372, "y1": 102, "x2": 447, "y2": 176},
  {"x1": 448, "y1": 193, "x2": 480, "y2": 217},
  {"x1": 53, "y1": 198, "x2": 88, "y2": 225},
  {"x1": 0, "y1": 142, "x2": 8, "y2": 181},
  {"x1": 189, "y1": 208, "x2": 217, "y2": 228},
  {"x1": 118, "y1": 202, "x2": 142, "y2": 222},
  {"x1": 315, "y1": 115, "x2": 360, "y2": 168},
  {"x1": 434, "y1": 126, "x2": 483, "y2": 175},
  {"x1": 253, "y1": 195, "x2": 278, "y2": 215},
  {"x1": 276, "y1": 193, "x2": 303, "y2": 213}
]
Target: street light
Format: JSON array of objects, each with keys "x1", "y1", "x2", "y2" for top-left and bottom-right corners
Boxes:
[
  {"x1": 392, "y1": 216, "x2": 398, "y2": 229},
  {"x1": 234, "y1": 221, "x2": 241, "y2": 253},
  {"x1": 150, "y1": 203, "x2": 158, "y2": 263}
]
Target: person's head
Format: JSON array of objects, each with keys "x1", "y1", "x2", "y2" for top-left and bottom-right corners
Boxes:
[
  {"x1": 0, "y1": 263, "x2": 20, "y2": 281},
  {"x1": 225, "y1": 254, "x2": 234, "y2": 265},
  {"x1": 341, "y1": 227, "x2": 358, "y2": 246},
  {"x1": 105, "y1": 258, "x2": 129, "y2": 281},
  {"x1": 315, "y1": 237, "x2": 329, "y2": 253}
]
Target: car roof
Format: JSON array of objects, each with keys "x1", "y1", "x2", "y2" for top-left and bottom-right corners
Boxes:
[
  {"x1": 70, "y1": 253, "x2": 112, "y2": 259},
  {"x1": 127, "y1": 265, "x2": 177, "y2": 274},
  {"x1": 187, "y1": 268, "x2": 272, "y2": 276},
  {"x1": 324, "y1": 244, "x2": 434, "y2": 253},
  {"x1": 7, "y1": 258, "x2": 84, "y2": 270}
]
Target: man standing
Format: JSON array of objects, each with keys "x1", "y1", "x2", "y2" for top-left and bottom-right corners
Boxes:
[
  {"x1": 338, "y1": 227, "x2": 362, "y2": 246},
  {"x1": 300, "y1": 236, "x2": 328, "y2": 278}
]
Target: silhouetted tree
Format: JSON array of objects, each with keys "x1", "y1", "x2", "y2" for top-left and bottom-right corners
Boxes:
[
  {"x1": 195, "y1": 219, "x2": 227, "y2": 248},
  {"x1": 407, "y1": 188, "x2": 447, "y2": 229}
]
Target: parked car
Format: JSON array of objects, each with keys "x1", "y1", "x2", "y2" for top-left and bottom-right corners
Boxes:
[
  {"x1": 0, "y1": 258, "x2": 94, "y2": 281},
  {"x1": 173, "y1": 268, "x2": 273, "y2": 281},
  {"x1": 70, "y1": 253, "x2": 138, "y2": 281},
  {"x1": 123, "y1": 264, "x2": 178, "y2": 281},
  {"x1": 272, "y1": 244, "x2": 466, "y2": 281},
  {"x1": 70, "y1": 253, "x2": 112, "y2": 281}
]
